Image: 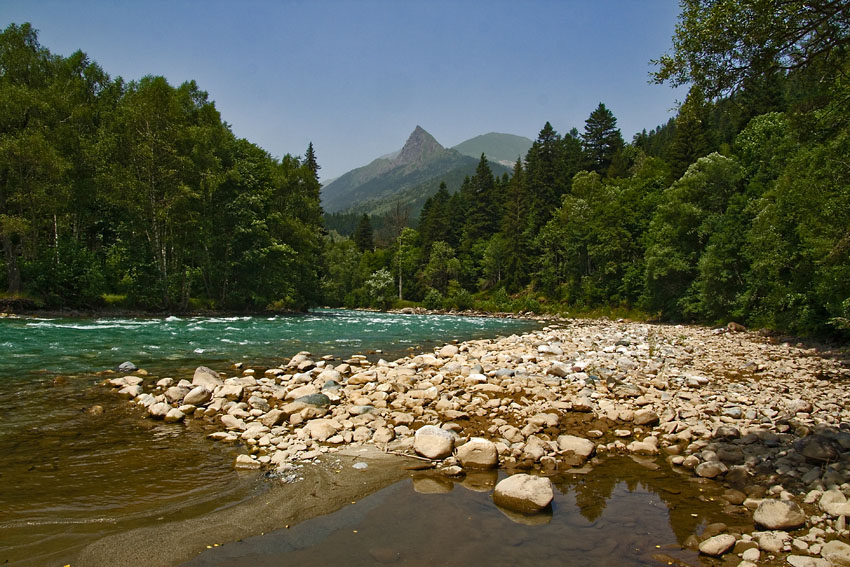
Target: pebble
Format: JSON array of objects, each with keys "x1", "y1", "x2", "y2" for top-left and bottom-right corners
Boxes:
[{"x1": 698, "y1": 533, "x2": 736, "y2": 556}]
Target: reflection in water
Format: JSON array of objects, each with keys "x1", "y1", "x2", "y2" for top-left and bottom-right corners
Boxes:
[
  {"x1": 0, "y1": 384, "x2": 256, "y2": 567},
  {"x1": 187, "y1": 458, "x2": 738, "y2": 567},
  {"x1": 0, "y1": 310, "x2": 539, "y2": 565}
]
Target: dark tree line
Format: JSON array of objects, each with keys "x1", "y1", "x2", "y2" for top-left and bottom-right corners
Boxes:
[{"x1": 0, "y1": 23, "x2": 324, "y2": 311}]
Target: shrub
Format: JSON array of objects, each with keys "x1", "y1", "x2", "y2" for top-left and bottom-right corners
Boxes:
[
  {"x1": 446, "y1": 288, "x2": 474, "y2": 311},
  {"x1": 423, "y1": 288, "x2": 443, "y2": 310}
]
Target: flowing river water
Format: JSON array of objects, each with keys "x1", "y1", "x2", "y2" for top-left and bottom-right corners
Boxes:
[{"x1": 0, "y1": 310, "x2": 737, "y2": 566}]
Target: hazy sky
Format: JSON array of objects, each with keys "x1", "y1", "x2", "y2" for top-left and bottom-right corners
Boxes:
[{"x1": 2, "y1": 0, "x2": 686, "y2": 181}]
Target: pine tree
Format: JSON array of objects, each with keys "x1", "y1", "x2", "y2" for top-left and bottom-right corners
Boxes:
[
  {"x1": 669, "y1": 88, "x2": 711, "y2": 180},
  {"x1": 462, "y1": 154, "x2": 497, "y2": 243},
  {"x1": 353, "y1": 214, "x2": 374, "y2": 252},
  {"x1": 581, "y1": 103, "x2": 625, "y2": 175},
  {"x1": 304, "y1": 142, "x2": 320, "y2": 182},
  {"x1": 419, "y1": 182, "x2": 450, "y2": 256},
  {"x1": 501, "y1": 159, "x2": 529, "y2": 291},
  {"x1": 525, "y1": 122, "x2": 564, "y2": 231}
]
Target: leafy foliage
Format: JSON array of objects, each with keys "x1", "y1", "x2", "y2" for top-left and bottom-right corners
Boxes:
[{"x1": 0, "y1": 23, "x2": 324, "y2": 311}]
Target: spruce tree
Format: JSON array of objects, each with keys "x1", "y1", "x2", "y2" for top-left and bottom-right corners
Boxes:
[
  {"x1": 525, "y1": 122, "x2": 564, "y2": 231},
  {"x1": 669, "y1": 88, "x2": 711, "y2": 180},
  {"x1": 581, "y1": 103, "x2": 625, "y2": 175},
  {"x1": 304, "y1": 142, "x2": 320, "y2": 182},
  {"x1": 353, "y1": 214, "x2": 374, "y2": 252},
  {"x1": 501, "y1": 159, "x2": 529, "y2": 291}
]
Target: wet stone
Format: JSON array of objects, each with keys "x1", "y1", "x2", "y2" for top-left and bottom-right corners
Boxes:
[
  {"x1": 695, "y1": 461, "x2": 727, "y2": 479},
  {"x1": 493, "y1": 474, "x2": 553, "y2": 514}
]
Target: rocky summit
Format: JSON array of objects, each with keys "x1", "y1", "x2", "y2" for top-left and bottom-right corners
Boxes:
[{"x1": 104, "y1": 317, "x2": 850, "y2": 563}]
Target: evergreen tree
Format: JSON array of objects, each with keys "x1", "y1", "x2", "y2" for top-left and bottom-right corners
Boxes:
[
  {"x1": 353, "y1": 214, "x2": 374, "y2": 252},
  {"x1": 669, "y1": 87, "x2": 712, "y2": 180},
  {"x1": 419, "y1": 182, "x2": 451, "y2": 256},
  {"x1": 500, "y1": 159, "x2": 529, "y2": 291},
  {"x1": 581, "y1": 103, "x2": 625, "y2": 175},
  {"x1": 304, "y1": 142, "x2": 320, "y2": 182},
  {"x1": 461, "y1": 154, "x2": 497, "y2": 243},
  {"x1": 525, "y1": 122, "x2": 564, "y2": 232}
]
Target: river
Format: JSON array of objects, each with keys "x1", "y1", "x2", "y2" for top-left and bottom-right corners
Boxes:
[
  {"x1": 0, "y1": 310, "x2": 537, "y2": 565},
  {"x1": 0, "y1": 310, "x2": 733, "y2": 566}
]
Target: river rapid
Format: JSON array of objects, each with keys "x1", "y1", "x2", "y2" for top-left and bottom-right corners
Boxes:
[
  {"x1": 0, "y1": 310, "x2": 746, "y2": 567},
  {"x1": 0, "y1": 310, "x2": 539, "y2": 565}
]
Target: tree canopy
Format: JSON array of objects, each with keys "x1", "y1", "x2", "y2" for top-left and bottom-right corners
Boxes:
[{"x1": 652, "y1": 0, "x2": 850, "y2": 98}]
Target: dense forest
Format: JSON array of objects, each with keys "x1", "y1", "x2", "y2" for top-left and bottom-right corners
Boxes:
[
  {"x1": 322, "y1": 1, "x2": 850, "y2": 338},
  {"x1": 0, "y1": 23, "x2": 324, "y2": 311},
  {"x1": 3, "y1": 0, "x2": 849, "y2": 339}
]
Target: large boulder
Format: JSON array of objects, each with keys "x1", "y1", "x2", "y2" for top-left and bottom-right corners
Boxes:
[
  {"x1": 820, "y1": 489, "x2": 850, "y2": 517},
  {"x1": 372, "y1": 426, "x2": 395, "y2": 444},
  {"x1": 221, "y1": 414, "x2": 247, "y2": 430},
  {"x1": 183, "y1": 385, "x2": 212, "y2": 406},
  {"x1": 695, "y1": 461, "x2": 728, "y2": 479},
  {"x1": 164, "y1": 408, "x2": 185, "y2": 423},
  {"x1": 118, "y1": 384, "x2": 143, "y2": 398},
  {"x1": 260, "y1": 409, "x2": 287, "y2": 427},
  {"x1": 438, "y1": 344, "x2": 459, "y2": 358},
  {"x1": 234, "y1": 454, "x2": 260, "y2": 469},
  {"x1": 557, "y1": 435, "x2": 595, "y2": 464},
  {"x1": 414, "y1": 425, "x2": 454, "y2": 460},
  {"x1": 456, "y1": 437, "x2": 498, "y2": 469},
  {"x1": 753, "y1": 499, "x2": 806, "y2": 530},
  {"x1": 216, "y1": 384, "x2": 244, "y2": 401},
  {"x1": 796, "y1": 435, "x2": 841, "y2": 464},
  {"x1": 714, "y1": 425, "x2": 741, "y2": 440},
  {"x1": 286, "y1": 384, "x2": 318, "y2": 400},
  {"x1": 193, "y1": 366, "x2": 223, "y2": 389},
  {"x1": 633, "y1": 409, "x2": 659, "y2": 426},
  {"x1": 493, "y1": 474, "x2": 554, "y2": 514}
]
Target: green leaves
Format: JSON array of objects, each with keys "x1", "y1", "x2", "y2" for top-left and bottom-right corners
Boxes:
[
  {"x1": 652, "y1": 0, "x2": 850, "y2": 98},
  {"x1": 0, "y1": 22, "x2": 326, "y2": 311},
  {"x1": 581, "y1": 103, "x2": 625, "y2": 176}
]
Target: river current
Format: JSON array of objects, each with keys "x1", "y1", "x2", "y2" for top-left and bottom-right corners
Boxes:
[
  {"x1": 0, "y1": 310, "x2": 734, "y2": 566},
  {"x1": 0, "y1": 310, "x2": 538, "y2": 565}
]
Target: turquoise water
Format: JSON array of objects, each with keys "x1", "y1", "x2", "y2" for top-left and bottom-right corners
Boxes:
[
  {"x1": 0, "y1": 309, "x2": 537, "y2": 377},
  {"x1": 0, "y1": 310, "x2": 539, "y2": 566}
]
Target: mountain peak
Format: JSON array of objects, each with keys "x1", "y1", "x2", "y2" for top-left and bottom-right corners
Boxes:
[{"x1": 396, "y1": 126, "x2": 444, "y2": 166}]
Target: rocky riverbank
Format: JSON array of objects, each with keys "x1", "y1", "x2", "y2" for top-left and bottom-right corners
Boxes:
[{"x1": 104, "y1": 317, "x2": 850, "y2": 566}]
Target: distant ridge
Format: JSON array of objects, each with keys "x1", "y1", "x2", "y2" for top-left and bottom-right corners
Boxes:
[
  {"x1": 321, "y1": 126, "x2": 510, "y2": 216},
  {"x1": 452, "y1": 132, "x2": 533, "y2": 167}
]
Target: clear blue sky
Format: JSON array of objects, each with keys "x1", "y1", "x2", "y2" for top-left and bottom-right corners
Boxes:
[{"x1": 2, "y1": 0, "x2": 685, "y2": 181}]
